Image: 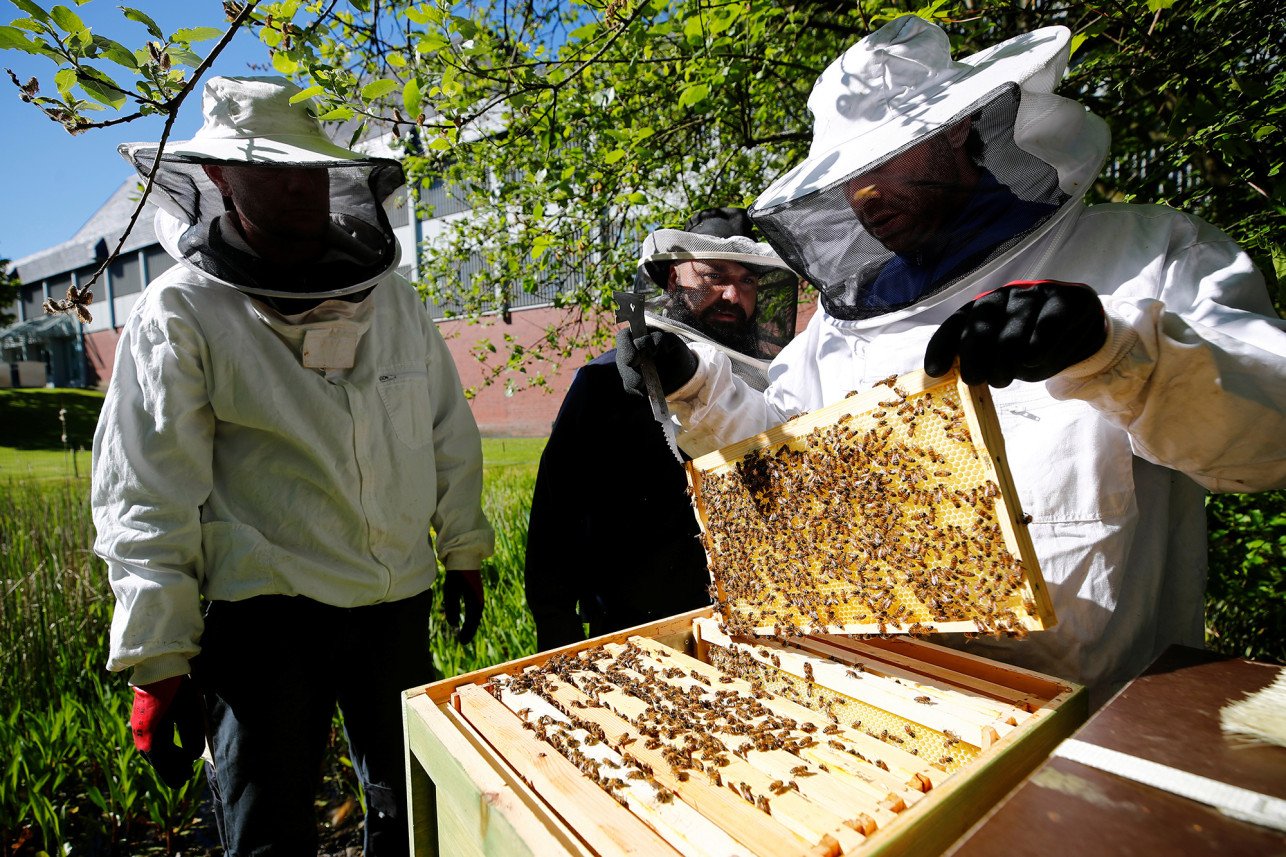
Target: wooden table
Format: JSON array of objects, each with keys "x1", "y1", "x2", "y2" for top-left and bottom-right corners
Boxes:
[{"x1": 945, "y1": 646, "x2": 1286, "y2": 856}]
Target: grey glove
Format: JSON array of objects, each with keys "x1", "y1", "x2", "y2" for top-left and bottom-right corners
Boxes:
[
  {"x1": 615, "y1": 328, "x2": 698, "y2": 397},
  {"x1": 924, "y1": 280, "x2": 1107, "y2": 387}
]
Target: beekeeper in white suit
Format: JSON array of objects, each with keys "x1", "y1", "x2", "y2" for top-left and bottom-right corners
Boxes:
[
  {"x1": 93, "y1": 76, "x2": 494, "y2": 854},
  {"x1": 616, "y1": 16, "x2": 1286, "y2": 705}
]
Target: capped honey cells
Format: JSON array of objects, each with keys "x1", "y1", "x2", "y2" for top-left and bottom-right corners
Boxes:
[{"x1": 686, "y1": 369, "x2": 1054, "y2": 639}]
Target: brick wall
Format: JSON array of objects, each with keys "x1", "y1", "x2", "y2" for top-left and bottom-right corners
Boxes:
[{"x1": 438, "y1": 305, "x2": 605, "y2": 438}]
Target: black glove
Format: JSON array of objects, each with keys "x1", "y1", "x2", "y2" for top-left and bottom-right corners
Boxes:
[
  {"x1": 615, "y1": 328, "x2": 698, "y2": 397},
  {"x1": 443, "y1": 569, "x2": 485, "y2": 645},
  {"x1": 130, "y1": 674, "x2": 205, "y2": 788},
  {"x1": 925, "y1": 280, "x2": 1107, "y2": 387}
]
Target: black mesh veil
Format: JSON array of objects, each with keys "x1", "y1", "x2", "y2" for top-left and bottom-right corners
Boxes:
[
  {"x1": 120, "y1": 144, "x2": 405, "y2": 302},
  {"x1": 752, "y1": 85, "x2": 1067, "y2": 321}
]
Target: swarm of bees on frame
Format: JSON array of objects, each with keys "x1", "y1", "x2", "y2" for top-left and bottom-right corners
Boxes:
[
  {"x1": 706, "y1": 644, "x2": 982, "y2": 775},
  {"x1": 694, "y1": 376, "x2": 1041, "y2": 640},
  {"x1": 485, "y1": 641, "x2": 916, "y2": 821}
]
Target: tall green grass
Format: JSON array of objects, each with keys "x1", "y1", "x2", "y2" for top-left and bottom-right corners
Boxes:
[{"x1": 0, "y1": 445, "x2": 542, "y2": 855}]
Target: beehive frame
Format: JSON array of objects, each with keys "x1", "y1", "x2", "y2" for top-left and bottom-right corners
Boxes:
[{"x1": 686, "y1": 368, "x2": 1055, "y2": 639}]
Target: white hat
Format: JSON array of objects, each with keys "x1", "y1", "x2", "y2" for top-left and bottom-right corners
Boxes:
[
  {"x1": 123, "y1": 76, "x2": 383, "y2": 165},
  {"x1": 754, "y1": 16, "x2": 1074, "y2": 211},
  {"x1": 638, "y1": 229, "x2": 797, "y2": 283}
]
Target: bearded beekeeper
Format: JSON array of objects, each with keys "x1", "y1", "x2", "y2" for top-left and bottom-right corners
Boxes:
[
  {"x1": 616, "y1": 17, "x2": 1286, "y2": 705},
  {"x1": 526, "y1": 208, "x2": 800, "y2": 652},
  {"x1": 92, "y1": 76, "x2": 494, "y2": 855}
]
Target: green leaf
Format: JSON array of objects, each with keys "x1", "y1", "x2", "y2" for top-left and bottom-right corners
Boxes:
[
  {"x1": 171, "y1": 27, "x2": 223, "y2": 44},
  {"x1": 0, "y1": 26, "x2": 34, "y2": 51},
  {"x1": 91, "y1": 35, "x2": 139, "y2": 70},
  {"x1": 289, "y1": 84, "x2": 325, "y2": 103},
  {"x1": 10, "y1": 1, "x2": 51, "y2": 24},
  {"x1": 119, "y1": 6, "x2": 162, "y2": 39},
  {"x1": 531, "y1": 233, "x2": 551, "y2": 260},
  {"x1": 416, "y1": 32, "x2": 449, "y2": 53},
  {"x1": 166, "y1": 46, "x2": 203, "y2": 68},
  {"x1": 678, "y1": 83, "x2": 709, "y2": 107},
  {"x1": 272, "y1": 50, "x2": 300, "y2": 74},
  {"x1": 77, "y1": 69, "x2": 126, "y2": 109},
  {"x1": 1146, "y1": 0, "x2": 1177, "y2": 9},
  {"x1": 262, "y1": 27, "x2": 282, "y2": 48},
  {"x1": 318, "y1": 105, "x2": 354, "y2": 121},
  {"x1": 54, "y1": 67, "x2": 75, "y2": 96},
  {"x1": 403, "y1": 77, "x2": 422, "y2": 114},
  {"x1": 49, "y1": 4, "x2": 86, "y2": 34},
  {"x1": 603, "y1": 149, "x2": 626, "y2": 164},
  {"x1": 361, "y1": 78, "x2": 398, "y2": 100}
]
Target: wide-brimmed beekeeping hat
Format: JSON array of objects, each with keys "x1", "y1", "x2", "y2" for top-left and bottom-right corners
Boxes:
[
  {"x1": 753, "y1": 16, "x2": 1075, "y2": 211},
  {"x1": 122, "y1": 75, "x2": 401, "y2": 167},
  {"x1": 117, "y1": 76, "x2": 406, "y2": 304},
  {"x1": 748, "y1": 17, "x2": 1110, "y2": 321}
]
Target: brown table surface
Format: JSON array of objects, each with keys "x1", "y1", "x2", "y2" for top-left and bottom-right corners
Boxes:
[{"x1": 945, "y1": 646, "x2": 1286, "y2": 856}]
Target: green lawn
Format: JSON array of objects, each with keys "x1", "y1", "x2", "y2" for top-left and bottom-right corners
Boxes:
[{"x1": 0, "y1": 389, "x2": 546, "y2": 481}]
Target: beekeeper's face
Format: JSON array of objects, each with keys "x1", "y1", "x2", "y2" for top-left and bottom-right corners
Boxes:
[
  {"x1": 845, "y1": 120, "x2": 975, "y2": 255},
  {"x1": 205, "y1": 164, "x2": 331, "y2": 250},
  {"x1": 670, "y1": 259, "x2": 759, "y2": 329}
]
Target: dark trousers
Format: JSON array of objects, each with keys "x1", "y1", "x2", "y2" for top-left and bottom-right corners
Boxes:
[{"x1": 192, "y1": 592, "x2": 436, "y2": 857}]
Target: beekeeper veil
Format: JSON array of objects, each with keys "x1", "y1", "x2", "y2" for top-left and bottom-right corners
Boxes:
[
  {"x1": 635, "y1": 208, "x2": 801, "y2": 391},
  {"x1": 750, "y1": 16, "x2": 1110, "y2": 322},
  {"x1": 119, "y1": 76, "x2": 405, "y2": 310}
]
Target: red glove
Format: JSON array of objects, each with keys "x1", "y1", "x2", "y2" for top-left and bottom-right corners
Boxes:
[
  {"x1": 443, "y1": 569, "x2": 485, "y2": 645},
  {"x1": 924, "y1": 280, "x2": 1107, "y2": 387},
  {"x1": 130, "y1": 675, "x2": 205, "y2": 788}
]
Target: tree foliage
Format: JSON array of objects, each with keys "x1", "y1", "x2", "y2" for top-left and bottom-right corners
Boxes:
[
  {"x1": 1205, "y1": 490, "x2": 1286, "y2": 663},
  {"x1": 0, "y1": 256, "x2": 19, "y2": 326},
  {"x1": 5, "y1": 0, "x2": 1282, "y2": 361}
]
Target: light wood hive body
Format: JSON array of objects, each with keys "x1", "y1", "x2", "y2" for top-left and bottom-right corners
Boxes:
[{"x1": 409, "y1": 610, "x2": 1084, "y2": 857}]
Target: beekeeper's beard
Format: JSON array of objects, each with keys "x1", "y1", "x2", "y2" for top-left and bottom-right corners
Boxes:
[{"x1": 668, "y1": 293, "x2": 761, "y2": 356}]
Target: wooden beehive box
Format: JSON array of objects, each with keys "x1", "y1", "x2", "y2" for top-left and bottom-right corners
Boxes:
[
  {"x1": 685, "y1": 367, "x2": 1055, "y2": 639},
  {"x1": 403, "y1": 608, "x2": 1084, "y2": 857},
  {"x1": 402, "y1": 368, "x2": 1083, "y2": 855}
]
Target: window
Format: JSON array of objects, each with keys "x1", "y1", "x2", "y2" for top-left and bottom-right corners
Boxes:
[
  {"x1": 143, "y1": 245, "x2": 176, "y2": 281},
  {"x1": 109, "y1": 251, "x2": 144, "y2": 297},
  {"x1": 420, "y1": 172, "x2": 470, "y2": 219},
  {"x1": 386, "y1": 187, "x2": 410, "y2": 228}
]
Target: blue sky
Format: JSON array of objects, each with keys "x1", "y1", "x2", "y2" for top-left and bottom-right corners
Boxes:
[{"x1": 0, "y1": 1, "x2": 273, "y2": 264}]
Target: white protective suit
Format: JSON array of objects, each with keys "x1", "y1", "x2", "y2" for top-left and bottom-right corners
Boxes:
[
  {"x1": 668, "y1": 22, "x2": 1286, "y2": 701},
  {"x1": 94, "y1": 258, "x2": 494, "y2": 687},
  {"x1": 95, "y1": 78, "x2": 495, "y2": 687}
]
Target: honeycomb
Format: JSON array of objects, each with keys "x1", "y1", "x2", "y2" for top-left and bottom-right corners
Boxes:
[{"x1": 688, "y1": 369, "x2": 1050, "y2": 638}]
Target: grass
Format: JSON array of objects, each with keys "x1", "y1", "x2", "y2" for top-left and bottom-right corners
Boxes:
[{"x1": 0, "y1": 388, "x2": 546, "y2": 853}]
